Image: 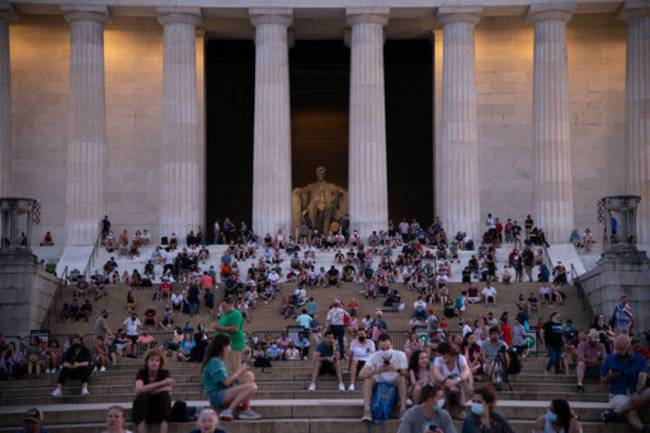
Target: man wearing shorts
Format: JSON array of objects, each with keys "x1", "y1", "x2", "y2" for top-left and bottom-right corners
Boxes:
[
  {"x1": 214, "y1": 297, "x2": 245, "y2": 375},
  {"x1": 308, "y1": 331, "x2": 345, "y2": 392},
  {"x1": 348, "y1": 329, "x2": 375, "y2": 391},
  {"x1": 576, "y1": 330, "x2": 606, "y2": 393}
]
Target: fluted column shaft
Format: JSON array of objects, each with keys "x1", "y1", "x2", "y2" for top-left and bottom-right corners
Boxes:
[
  {"x1": 0, "y1": 6, "x2": 16, "y2": 197},
  {"x1": 347, "y1": 9, "x2": 389, "y2": 237},
  {"x1": 437, "y1": 8, "x2": 482, "y2": 242},
  {"x1": 63, "y1": 6, "x2": 109, "y2": 245},
  {"x1": 622, "y1": 5, "x2": 650, "y2": 243},
  {"x1": 157, "y1": 8, "x2": 202, "y2": 240},
  {"x1": 529, "y1": 4, "x2": 576, "y2": 244},
  {"x1": 250, "y1": 9, "x2": 293, "y2": 238}
]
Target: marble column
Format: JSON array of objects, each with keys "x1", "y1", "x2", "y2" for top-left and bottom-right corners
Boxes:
[
  {"x1": 621, "y1": 4, "x2": 650, "y2": 243},
  {"x1": 0, "y1": 5, "x2": 16, "y2": 197},
  {"x1": 347, "y1": 8, "x2": 389, "y2": 238},
  {"x1": 62, "y1": 5, "x2": 110, "y2": 246},
  {"x1": 157, "y1": 8, "x2": 202, "y2": 241},
  {"x1": 436, "y1": 7, "x2": 482, "y2": 242},
  {"x1": 528, "y1": 4, "x2": 576, "y2": 244},
  {"x1": 250, "y1": 8, "x2": 293, "y2": 239}
]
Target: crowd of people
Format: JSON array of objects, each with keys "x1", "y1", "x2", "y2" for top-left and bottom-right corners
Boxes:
[{"x1": 9, "y1": 212, "x2": 650, "y2": 433}]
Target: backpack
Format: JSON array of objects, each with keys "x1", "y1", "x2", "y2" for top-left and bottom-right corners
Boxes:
[
  {"x1": 506, "y1": 347, "x2": 522, "y2": 375},
  {"x1": 370, "y1": 382, "x2": 398, "y2": 422}
]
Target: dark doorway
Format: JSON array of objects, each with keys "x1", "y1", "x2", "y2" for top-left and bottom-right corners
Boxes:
[
  {"x1": 290, "y1": 41, "x2": 350, "y2": 190},
  {"x1": 385, "y1": 39, "x2": 434, "y2": 226},
  {"x1": 205, "y1": 39, "x2": 255, "y2": 232}
]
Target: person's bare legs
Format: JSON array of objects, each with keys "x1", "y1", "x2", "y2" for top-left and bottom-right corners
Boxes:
[
  {"x1": 576, "y1": 361, "x2": 586, "y2": 384},
  {"x1": 397, "y1": 376, "x2": 407, "y2": 412},
  {"x1": 363, "y1": 376, "x2": 377, "y2": 410},
  {"x1": 311, "y1": 359, "x2": 321, "y2": 384},
  {"x1": 349, "y1": 360, "x2": 359, "y2": 386},
  {"x1": 160, "y1": 420, "x2": 168, "y2": 433},
  {"x1": 334, "y1": 359, "x2": 343, "y2": 384},
  {"x1": 625, "y1": 410, "x2": 644, "y2": 431},
  {"x1": 615, "y1": 388, "x2": 650, "y2": 415},
  {"x1": 224, "y1": 383, "x2": 258, "y2": 410},
  {"x1": 412, "y1": 383, "x2": 423, "y2": 404},
  {"x1": 137, "y1": 421, "x2": 146, "y2": 433}
]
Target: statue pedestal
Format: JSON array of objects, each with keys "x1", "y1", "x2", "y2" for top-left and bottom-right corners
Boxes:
[
  {"x1": 0, "y1": 251, "x2": 59, "y2": 336},
  {"x1": 576, "y1": 246, "x2": 650, "y2": 332}
]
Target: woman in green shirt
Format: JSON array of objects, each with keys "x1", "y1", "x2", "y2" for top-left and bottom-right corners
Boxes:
[{"x1": 202, "y1": 333, "x2": 261, "y2": 422}]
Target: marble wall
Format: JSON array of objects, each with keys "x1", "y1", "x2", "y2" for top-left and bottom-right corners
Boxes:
[{"x1": 10, "y1": 13, "x2": 627, "y2": 244}]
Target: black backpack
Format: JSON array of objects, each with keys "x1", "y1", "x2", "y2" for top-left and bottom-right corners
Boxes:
[{"x1": 506, "y1": 347, "x2": 522, "y2": 375}]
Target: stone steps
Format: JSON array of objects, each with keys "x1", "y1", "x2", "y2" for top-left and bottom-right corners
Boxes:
[
  {"x1": 0, "y1": 419, "x2": 633, "y2": 433},
  {"x1": 0, "y1": 398, "x2": 640, "y2": 427}
]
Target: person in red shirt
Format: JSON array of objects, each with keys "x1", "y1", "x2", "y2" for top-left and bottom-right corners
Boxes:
[
  {"x1": 632, "y1": 337, "x2": 650, "y2": 360},
  {"x1": 495, "y1": 217, "x2": 503, "y2": 246},
  {"x1": 500, "y1": 318, "x2": 512, "y2": 347},
  {"x1": 159, "y1": 280, "x2": 172, "y2": 301},
  {"x1": 200, "y1": 272, "x2": 214, "y2": 290}
]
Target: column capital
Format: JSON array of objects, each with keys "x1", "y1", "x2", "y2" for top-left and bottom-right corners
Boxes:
[
  {"x1": 0, "y1": 4, "x2": 18, "y2": 22},
  {"x1": 527, "y1": 4, "x2": 577, "y2": 24},
  {"x1": 249, "y1": 8, "x2": 293, "y2": 28},
  {"x1": 156, "y1": 7, "x2": 202, "y2": 27},
  {"x1": 346, "y1": 7, "x2": 390, "y2": 27},
  {"x1": 437, "y1": 7, "x2": 482, "y2": 26},
  {"x1": 618, "y1": 1, "x2": 650, "y2": 21},
  {"x1": 61, "y1": 4, "x2": 110, "y2": 25}
]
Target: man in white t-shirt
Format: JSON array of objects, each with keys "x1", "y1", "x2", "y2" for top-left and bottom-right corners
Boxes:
[
  {"x1": 123, "y1": 313, "x2": 141, "y2": 344},
  {"x1": 359, "y1": 333, "x2": 409, "y2": 422},
  {"x1": 267, "y1": 270, "x2": 280, "y2": 290},
  {"x1": 413, "y1": 297, "x2": 427, "y2": 320},
  {"x1": 538, "y1": 284, "x2": 551, "y2": 304},
  {"x1": 481, "y1": 283, "x2": 497, "y2": 307},
  {"x1": 348, "y1": 329, "x2": 376, "y2": 391}
]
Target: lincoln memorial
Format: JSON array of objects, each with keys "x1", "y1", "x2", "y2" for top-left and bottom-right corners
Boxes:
[{"x1": 0, "y1": 0, "x2": 648, "y2": 246}]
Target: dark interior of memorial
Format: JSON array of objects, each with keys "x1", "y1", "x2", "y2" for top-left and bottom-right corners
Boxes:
[{"x1": 205, "y1": 37, "x2": 433, "y2": 232}]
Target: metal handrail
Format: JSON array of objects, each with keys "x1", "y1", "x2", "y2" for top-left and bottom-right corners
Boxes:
[
  {"x1": 83, "y1": 228, "x2": 104, "y2": 277},
  {"x1": 43, "y1": 265, "x2": 68, "y2": 330}
]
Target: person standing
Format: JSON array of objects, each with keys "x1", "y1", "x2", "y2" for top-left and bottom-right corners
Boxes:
[
  {"x1": 95, "y1": 310, "x2": 113, "y2": 341},
  {"x1": 542, "y1": 312, "x2": 565, "y2": 375},
  {"x1": 214, "y1": 297, "x2": 244, "y2": 375},
  {"x1": 612, "y1": 295, "x2": 633, "y2": 336},
  {"x1": 326, "y1": 301, "x2": 346, "y2": 354}
]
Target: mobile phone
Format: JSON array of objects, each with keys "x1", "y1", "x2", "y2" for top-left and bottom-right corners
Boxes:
[
  {"x1": 610, "y1": 368, "x2": 620, "y2": 372},
  {"x1": 383, "y1": 359, "x2": 390, "y2": 366},
  {"x1": 429, "y1": 425, "x2": 439, "y2": 431}
]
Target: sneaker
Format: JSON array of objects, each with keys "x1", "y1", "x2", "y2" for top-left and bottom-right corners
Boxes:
[
  {"x1": 601, "y1": 410, "x2": 617, "y2": 424},
  {"x1": 406, "y1": 398, "x2": 414, "y2": 406},
  {"x1": 576, "y1": 384, "x2": 584, "y2": 394},
  {"x1": 92, "y1": 366, "x2": 98, "y2": 372},
  {"x1": 338, "y1": 382, "x2": 345, "y2": 392},
  {"x1": 99, "y1": 366, "x2": 106, "y2": 372},
  {"x1": 238, "y1": 408, "x2": 262, "y2": 420},
  {"x1": 45, "y1": 368, "x2": 51, "y2": 374},
  {"x1": 307, "y1": 382, "x2": 316, "y2": 391},
  {"x1": 348, "y1": 383, "x2": 355, "y2": 391},
  {"x1": 361, "y1": 408, "x2": 372, "y2": 422},
  {"x1": 51, "y1": 388, "x2": 62, "y2": 398},
  {"x1": 81, "y1": 387, "x2": 90, "y2": 396},
  {"x1": 219, "y1": 409, "x2": 234, "y2": 421}
]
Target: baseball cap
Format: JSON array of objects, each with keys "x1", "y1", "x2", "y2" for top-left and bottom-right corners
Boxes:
[
  {"x1": 24, "y1": 408, "x2": 43, "y2": 423},
  {"x1": 101, "y1": 309, "x2": 109, "y2": 314}
]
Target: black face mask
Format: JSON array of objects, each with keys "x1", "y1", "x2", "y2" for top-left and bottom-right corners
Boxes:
[
  {"x1": 72, "y1": 343, "x2": 82, "y2": 350},
  {"x1": 358, "y1": 336, "x2": 366, "y2": 342}
]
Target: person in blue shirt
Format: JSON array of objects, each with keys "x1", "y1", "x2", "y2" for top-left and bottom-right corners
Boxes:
[
  {"x1": 600, "y1": 335, "x2": 648, "y2": 431},
  {"x1": 307, "y1": 331, "x2": 345, "y2": 391},
  {"x1": 202, "y1": 333, "x2": 261, "y2": 421}
]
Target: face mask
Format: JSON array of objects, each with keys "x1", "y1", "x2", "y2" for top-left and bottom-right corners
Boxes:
[
  {"x1": 358, "y1": 336, "x2": 366, "y2": 342},
  {"x1": 72, "y1": 343, "x2": 82, "y2": 350},
  {"x1": 471, "y1": 403, "x2": 484, "y2": 416},
  {"x1": 436, "y1": 399, "x2": 445, "y2": 409},
  {"x1": 546, "y1": 411, "x2": 558, "y2": 423},
  {"x1": 381, "y1": 348, "x2": 393, "y2": 357}
]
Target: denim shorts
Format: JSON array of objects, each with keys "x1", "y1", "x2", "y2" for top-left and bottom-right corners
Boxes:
[{"x1": 209, "y1": 388, "x2": 228, "y2": 408}]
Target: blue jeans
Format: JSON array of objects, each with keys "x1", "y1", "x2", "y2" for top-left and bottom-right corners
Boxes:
[{"x1": 546, "y1": 345, "x2": 562, "y2": 374}]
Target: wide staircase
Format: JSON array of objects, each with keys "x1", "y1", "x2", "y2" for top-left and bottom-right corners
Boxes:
[{"x1": 1, "y1": 246, "x2": 641, "y2": 432}]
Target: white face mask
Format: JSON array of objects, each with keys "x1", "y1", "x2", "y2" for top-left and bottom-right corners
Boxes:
[{"x1": 380, "y1": 348, "x2": 393, "y2": 359}]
